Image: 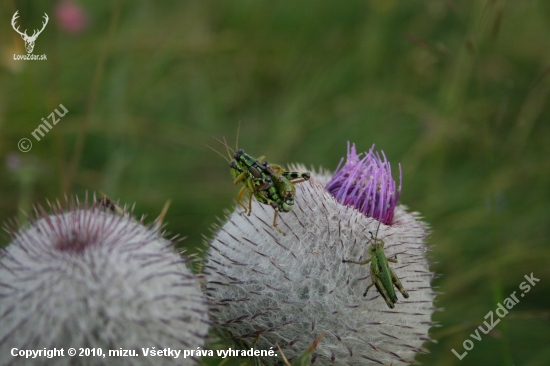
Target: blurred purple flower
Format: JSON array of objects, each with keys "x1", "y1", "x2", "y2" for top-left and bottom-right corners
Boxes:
[
  {"x1": 55, "y1": 1, "x2": 89, "y2": 34},
  {"x1": 5, "y1": 152, "x2": 22, "y2": 172},
  {"x1": 326, "y1": 142, "x2": 402, "y2": 225}
]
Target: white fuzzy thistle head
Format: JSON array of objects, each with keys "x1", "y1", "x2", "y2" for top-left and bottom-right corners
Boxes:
[
  {"x1": 205, "y1": 146, "x2": 436, "y2": 366},
  {"x1": 0, "y1": 198, "x2": 209, "y2": 366}
]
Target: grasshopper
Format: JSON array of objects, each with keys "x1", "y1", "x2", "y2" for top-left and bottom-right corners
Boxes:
[
  {"x1": 231, "y1": 149, "x2": 310, "y2": 210},
  {"x1": 342, "y1": 222, "x2": 409, "y2": 308},
  {"x1": 207, "y1": 127, "x2": 310, "y2": 235},
  {"x1": 215, "y1": 144, "x2": 309, "y2": 235}
]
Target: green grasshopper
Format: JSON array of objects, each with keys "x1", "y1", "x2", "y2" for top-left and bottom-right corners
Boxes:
[
  {"x1": 223, "y1": 145, "x2": 309, "y2": 235},
  {"x1": 261, "y1": 161, "x2": 310, "y2": 215},
  {"x1": 240, "y1": 161, "x2": 309, "y2": 235},
  {"x1": 342, "y1": 222, "x2": 409, "y2": 309},
  {"x1": 208, "y1": 131, "x2": 309, "y2": 235}
]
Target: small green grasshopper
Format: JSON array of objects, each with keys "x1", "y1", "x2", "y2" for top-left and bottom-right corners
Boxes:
[
  {"x1": 208, "y1": 130, "x2": 310, "y2": 235},
  {"x1": 232, "y1": 159, "x2": 310, "y2": 235},
  {"x1": 230, "y1": 149, "x2": 310, "y2": 211},
  {"x1": 264, "y1": 164, "x2": 310, "y2": 214},
  {"x1": 342, "y1": 222, "x2": 409, "y2": 309},
  {"x1": 222, "y1": 146, "x2": 309, "y2": 235}
]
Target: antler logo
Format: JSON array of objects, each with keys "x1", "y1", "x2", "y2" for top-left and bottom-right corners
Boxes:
[{"x1": 11, "y1": 11, "x2": 49, "y2": 54}]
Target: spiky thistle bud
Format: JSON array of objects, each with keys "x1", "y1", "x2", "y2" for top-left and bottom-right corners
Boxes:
[
  {"x1": 205, "y1": 144, "x2": 436, "y2": 366},
  {"x1": 0, "y1": 198, "x2": 209, "y2": 366}
]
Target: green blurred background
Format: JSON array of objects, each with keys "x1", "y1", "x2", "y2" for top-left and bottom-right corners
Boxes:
[{"x1": 1, "y1": 0, "x2": 549, "y2": 365}]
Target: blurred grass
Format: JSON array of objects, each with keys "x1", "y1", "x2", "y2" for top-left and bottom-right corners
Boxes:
[{"x1": 1, "y1": 0, "x2": 550, "y2": 365}]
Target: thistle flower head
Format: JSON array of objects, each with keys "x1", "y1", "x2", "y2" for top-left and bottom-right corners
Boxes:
[
  {"x1": 0, "y1": 198, "x2": 208, "y2": 365},
  {"x1": 206, "y1": 146, "x2": 435, "y2": 366},
  {"x1": 326, "y1": 143, "x2": 401, "y2": 225},
  {"x1": 55, "y1": 1, "x2": 89, "y2": 34},
  {"x1": 5, "y1": 152, "x2": 22, "y2": 172}
]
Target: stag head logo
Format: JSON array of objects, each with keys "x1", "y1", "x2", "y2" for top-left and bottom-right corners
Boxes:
[{"x1": 11, "y1": 11, "x2": 49, "y2": 54}]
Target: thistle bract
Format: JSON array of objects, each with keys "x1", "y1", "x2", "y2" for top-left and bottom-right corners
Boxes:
[
  {"x1": 326, "y1": 143, "x2": 401, "y2": 225},
  {"x1": 206, "y1": 145, "x2": 435, "y2": 365},
  {"x1": 0, "y1": 199, "x2": 208, "y2": 366}
]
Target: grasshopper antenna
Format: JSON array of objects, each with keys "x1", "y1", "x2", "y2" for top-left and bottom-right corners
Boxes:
[
  {"x1": 235, "y1": 120, "x2": 241, "y2": 152},
  {"x1": 209, "y1": 121, "x2": 242, "y2": 162},
  {"x1": 222, "y1": 136, "x2": 232, "y2": 162},
  {"x1": 211, "y1": 135, "x2": 236, "y2": 155},
  {"x1": 205, "y1": 143, "x2": 231, "y2": 164},
  {"x1": 369, "y1": 220, "x2": 382, "y2": 241}
]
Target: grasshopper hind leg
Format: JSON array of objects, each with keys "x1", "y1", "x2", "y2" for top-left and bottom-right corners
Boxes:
[
  {"x1": 390, "y1": 267, "x2": 409, "y2": 299},
  {"x1": 387, "y1": 255, "x2": 409, "y2": 299},
  {"x1": 370, "y1": 266, "x2": 398, "y2": 308},
  {"x1": 282, "y1": 171, "x2": 311, "y2": 185}
]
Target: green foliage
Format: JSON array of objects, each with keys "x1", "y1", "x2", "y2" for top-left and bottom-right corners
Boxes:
[{"x1": 1, "y1": 1, "x2": 549, "y2": 365}]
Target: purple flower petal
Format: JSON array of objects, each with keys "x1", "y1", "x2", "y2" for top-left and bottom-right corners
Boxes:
[{"x1": 326, "y1": 142, "x2": 402, "y2": 225}]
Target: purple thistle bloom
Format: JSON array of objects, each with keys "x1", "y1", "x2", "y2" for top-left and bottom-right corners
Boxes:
[{"x1": 326, "y1": 142, "x2": 402, "y2": 225}]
